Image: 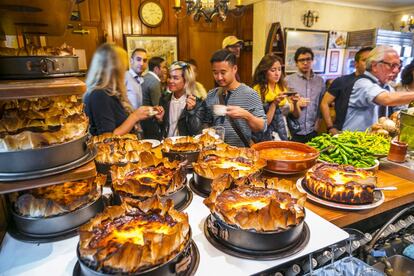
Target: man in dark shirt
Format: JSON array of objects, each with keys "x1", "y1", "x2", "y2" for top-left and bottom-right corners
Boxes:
[
  {"x1": 141, "y1": 57, "x2": 167, "y2": 139},
  {"x1": 142, "y1": 57, "x2": 167, "y2": 106},
  {"x1": 320, "y1": 47, "x2": 372, "y2": 134}
]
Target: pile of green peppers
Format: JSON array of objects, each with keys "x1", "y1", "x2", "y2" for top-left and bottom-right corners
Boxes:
[{"x1": 307, "y1": 131, "x2": 390, "y2": 168}]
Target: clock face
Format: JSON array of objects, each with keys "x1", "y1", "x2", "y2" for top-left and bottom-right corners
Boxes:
[{"x1": 139, "y1": 1, "x2": 164, "y2": 28}]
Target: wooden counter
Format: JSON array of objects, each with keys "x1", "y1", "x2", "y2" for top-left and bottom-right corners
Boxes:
[
  {"x1": 280, "y1": 169, "x2": 414, "y2": 228},
  {"x1": 0, "y1": 77, "x2": 86, "y2": 99}
]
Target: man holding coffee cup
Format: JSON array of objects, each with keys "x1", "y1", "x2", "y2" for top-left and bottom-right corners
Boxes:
[{"x1": 203, "y1": 50, "x2": 267, "y2": 147}]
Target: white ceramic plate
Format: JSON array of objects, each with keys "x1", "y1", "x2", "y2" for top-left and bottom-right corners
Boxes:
[
  {"x1": 296, "y1": 177, "x2": 384, "y2": 210},
  {"x1": 141, "y1": 139, "x2": 161, "y2": 148},
  {"x1": 194, "y1": 133, "x2": 221, "y2": 140}
]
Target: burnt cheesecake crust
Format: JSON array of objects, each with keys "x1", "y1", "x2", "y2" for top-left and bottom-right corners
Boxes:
[
  {"x1": 204, "y1": 175, "x2": 306, "y2": 232},
  {"x1": 305, "y1": 163, "x2": 375, "y2": 204},
  {"x1": 11, "y1": 175, "x2": 105, "y2": 217},
  {"x1": 78, "y1": 198, "x2": 190, "y2": 274}
]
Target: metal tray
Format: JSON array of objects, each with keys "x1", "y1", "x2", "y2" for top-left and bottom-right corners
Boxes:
[
  {"x1": 296, "y1": 177, "x2": 384, "y2": 210},
  {"x1": 0, "y1": 146, "x2": 96, "y2": 182},
  {"x1": 0, "y1": 134, "x2": 89, "y2": 173}
]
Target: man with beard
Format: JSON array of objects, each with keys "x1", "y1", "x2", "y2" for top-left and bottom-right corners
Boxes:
[{"x1": 343, "y1": 45, "x2": 414, "y2": 131}]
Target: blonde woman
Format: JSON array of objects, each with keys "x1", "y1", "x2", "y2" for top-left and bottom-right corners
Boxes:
[
  {"x1": 84, "y1": 44, "x2": 161, "y2": 136},
  {"x1": 156, "y1": 61, "x2": 205, "y2": 138}
]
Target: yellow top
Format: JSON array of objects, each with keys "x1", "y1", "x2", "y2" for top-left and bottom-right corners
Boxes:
[{"x1": 252, "y1": 84, "x2": 287, "y2": 107}]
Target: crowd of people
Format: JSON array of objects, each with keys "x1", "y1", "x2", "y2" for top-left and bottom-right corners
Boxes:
[{"x1": 83, "y1": 36, "x2": 414, "y2": 147}]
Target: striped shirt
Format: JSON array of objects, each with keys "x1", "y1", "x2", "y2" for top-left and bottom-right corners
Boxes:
[
  {"x1": 285, "y1": 72, "x2": 325, "y2": 135},
  {"x1": 203, "y1": 84, "x2": 267, "y2": 147}
]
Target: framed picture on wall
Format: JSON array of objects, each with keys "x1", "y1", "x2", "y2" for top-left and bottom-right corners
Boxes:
[
  {"x1": 284, "y1": 29, "x2": 329, "y2": 73},
  {"x1": 124, "y1": 35, "x2": 178, "y2": 65},
  {"x1": 329, "y1": 50, "x2": 340, "y2": 73}
]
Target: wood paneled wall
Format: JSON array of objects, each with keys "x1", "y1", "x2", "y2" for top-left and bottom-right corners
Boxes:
[{"x1": 72, "y1": 0, "x2": 253, "y2": 89}]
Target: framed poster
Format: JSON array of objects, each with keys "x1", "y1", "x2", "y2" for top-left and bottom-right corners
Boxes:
[
  {"x1": 329, "y1": 50, "x2": 340, "y2": 73},
  {"x1": 329, "y1": 31, "x2": 347, "y2": 49},
  {"x1": 124, "y1": 35, "x2": 178, "y2": 65},
  {"x1": 285, "y1": 29, "x2": 329, "y2": 73}
]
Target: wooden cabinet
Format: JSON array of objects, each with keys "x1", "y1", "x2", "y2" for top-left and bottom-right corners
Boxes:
[{"x1": 0, "y1": 195, "x2": 7, "y2": 243}]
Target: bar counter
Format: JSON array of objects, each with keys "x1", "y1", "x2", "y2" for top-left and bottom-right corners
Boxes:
[{"x1": 279, "y1": 164, "x2": 414, "y2": 228}]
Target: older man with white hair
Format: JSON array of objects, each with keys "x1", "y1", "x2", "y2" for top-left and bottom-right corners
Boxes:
[{"x1": 343, "y1": 45, "x2": 414, "y2": 131}]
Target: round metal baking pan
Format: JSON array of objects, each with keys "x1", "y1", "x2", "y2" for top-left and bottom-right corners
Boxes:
[
  {"x1": 7, "y1": 219, "x2": 79, "y2": 243},
  {"x1": 0, "y1": 134, "x2": 89, "y2": 174},
  {"x1": 204, "y1": 214, "x2": 310, "y2": 260},
  {"x1": 0, "y1": 146, "x2": 97, "y2": 182},
  {"x1": 75, "y1": 237, "x2": 199, "y2": 276},
  {"x1": 162, "y1": 150, "x2": 200, "y2": 169},
  {"x1": 188, "y1": 177, "x2": 210, "y2": 198},
  {"x1": 113, "y1": 184, "x2": 193, "y2": 211},
  {"x1": 10, "y1": 196, "x2": 104, "y2": 237},
  {"x1": 207, "y1": 213, "x2": 305, "y2": 251},
  {"x1": 191, "y1": 172, "x2": 212, "y2": 197}
]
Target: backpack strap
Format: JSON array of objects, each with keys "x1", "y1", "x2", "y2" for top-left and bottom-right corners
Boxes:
[{"x1": 217, "y1": 87, "x2": 253, "y2": 147}]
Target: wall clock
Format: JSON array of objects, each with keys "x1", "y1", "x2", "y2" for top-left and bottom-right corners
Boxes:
[{"x1": 139, "y1": 0, "x2": 164, "y2": 28}]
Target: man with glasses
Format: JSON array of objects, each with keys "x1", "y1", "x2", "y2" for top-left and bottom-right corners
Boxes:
[
  {"x1": 343, "y1": 45, "x2": 414, "y2": 131},
  {"x1": 285, "y1": 47, "x2": 325, "y2": 143},
  {"x1": 203, "y1": 49, "x2": 267, "y2": 147},
  {"x1": 320, "y1": 47, "x2": 373, "y2": 135},
  {"x1": 125, "y1": 48, "x2": 148, "y2": 110}
]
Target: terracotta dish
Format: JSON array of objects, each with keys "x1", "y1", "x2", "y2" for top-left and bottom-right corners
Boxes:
[{"x1": 252, "y1": 141, "x2": 319, "y2": 174}]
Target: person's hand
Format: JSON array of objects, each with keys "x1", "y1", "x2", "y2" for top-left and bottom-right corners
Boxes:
[
  {"x1": 271, "y1": 95, "x2": 285, "y2": 106},
  {"x1": 186, "y1": 95, "x2": 196, "y2": 111},
  {"x1": 328, "y1": 127, "x2": 340, "y2": 135},
  {"x1": 298, "y1": 97, "x2": 310, "y2": 108},
  {"x1": 154, "y1": 106, "x2": 164, "y2": 122},
  {"x1": 289, "y1": 94, "x2": 300, "y2": 103},
  {"x1": 226, "y1": 105, "x2": 249, "y2": 119},
  {"x1": 132, "y1": 106, "x2": 151, "y2": 121}
]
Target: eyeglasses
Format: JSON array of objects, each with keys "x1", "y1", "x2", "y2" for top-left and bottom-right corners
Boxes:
[
  {"x1": 379, "y1": 60, "x2": 402, "y2": 70},
  {"x1": 297, "y1": 58, "x2": 313, "y2": 64}
]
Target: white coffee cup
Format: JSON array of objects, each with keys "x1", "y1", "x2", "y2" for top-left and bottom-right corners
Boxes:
[
  {"x1": 213, "y1": 104, "x2": 227, "y2": 116},
  {"x1": 148, "y1": 107, "x2": 159, "y2": 116}
]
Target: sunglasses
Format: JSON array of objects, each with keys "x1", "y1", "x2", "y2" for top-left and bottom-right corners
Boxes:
[{"x1": 171, "y1": 61, "x2": 189, "y2": 69}]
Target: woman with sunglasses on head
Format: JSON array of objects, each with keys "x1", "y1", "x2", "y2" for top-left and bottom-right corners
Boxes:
[
  {"x1": 84, "y1": 43, "x2": 159, "y2": 136},
  {"x1": 155, "y1": 61, "x2": 205, "y2": 138},
  {"x1": 252, "y1": 54, "x2": 301, "y2": 141}
]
